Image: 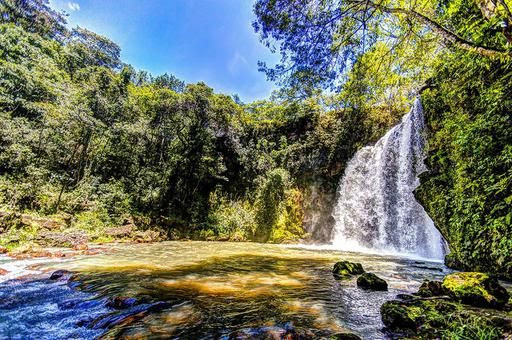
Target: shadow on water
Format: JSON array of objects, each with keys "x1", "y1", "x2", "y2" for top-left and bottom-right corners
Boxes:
[{"x1": 0, "y1": 243, "x2": 449, "y2": 339}]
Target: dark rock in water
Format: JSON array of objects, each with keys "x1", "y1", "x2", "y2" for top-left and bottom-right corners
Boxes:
[
  {"x1": 89, "y1": 301, "x2": 172, "y2": 330},
  {"x1": 411, "y1": 264, "x2": 443, "y2": 272},
  {"x1": 106, "y1": 296, "x2": 138, "y2": 309},
  {"x1": 49, "y1": 270, "x2": 73, "y2": 281},
  {"x1": 396, "y1": 294, "x2": 415, "y2": 301},
  {"x1": 380, "y1": 300, "x2": 417, "y2": 333},
  {"x1": 332, "y1": 261, "x2": 365, "y2": 279},
  {"x1": 442, "y1": 272, "x2": 509, "y2": 309},
  {"x1": 357, "y1": 273, "x2": 388, "y2": 291},
  {"x1": 417, "y1": 280, "x2": 448, "y2": 297},
  {"x1": 330, "y1": 332, "x2": 362, "y2": 339}
]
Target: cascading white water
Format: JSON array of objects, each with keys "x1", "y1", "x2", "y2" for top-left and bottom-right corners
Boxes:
[{"x1": 331, "y1": 98, "x2": 445, "y2": 259}]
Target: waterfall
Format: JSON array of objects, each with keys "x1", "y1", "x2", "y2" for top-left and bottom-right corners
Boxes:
[{"x1": 331, "y1": 98, "x2": 445, "y2": 259}]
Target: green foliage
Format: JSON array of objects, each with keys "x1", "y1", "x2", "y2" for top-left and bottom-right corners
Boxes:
[
  {"x1": 253, "y1": 168, "x2": 290, "y2": 242},
  {"x1": 418, "y1": 48, "x2": 512, "y2": 278},
  {"x1": 0, "y1": 0, "x2": 67, "y2": 41},
  {"x1": 207, "y1": 194, "x2": 256, "y2": 241}
]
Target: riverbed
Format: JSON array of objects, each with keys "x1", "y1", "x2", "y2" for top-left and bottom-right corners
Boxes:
[{"x1": 0, "y1": 241, "x2": 449, "y2": 339}]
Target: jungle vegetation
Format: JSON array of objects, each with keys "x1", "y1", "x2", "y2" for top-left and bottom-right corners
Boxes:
[{"x1": 0, "y1": 0, "x2": 511, "y2": 277}]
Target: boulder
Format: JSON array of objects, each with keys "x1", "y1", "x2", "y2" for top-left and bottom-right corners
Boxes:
[
  {"x1": 357, "y1": 273, "x2": 388, "y2": 291},
  {"x1": 21, "y1": 215, "x2": 65, "y2": 230},
  {"x1": 442, "y1": 272, "x2": 509, "y2": 308},
  {"x1": 49, "y1": 270, "x2": 73, "y2": 281},
  {"x1": 417, "y1": 280, "x2": 448, "y2": 297},
  {"x1": 0, "y1": 268, "x2": 9, "y2": 276},
  {"x1": 332, "y1": 261, "x2": 365, "y2": 279},
  {"x1": 37, "y1": 231, "x2": 89, "y2": 247},
  {"x1": 105, "y1": 225, "x2": 134, "y2": 238},
  {"x1": 134, "y1": 230, "x2": 161, "y2": 243},
  {"x1": 380, "y1": 300, "x2": 417, "y2": 332}
]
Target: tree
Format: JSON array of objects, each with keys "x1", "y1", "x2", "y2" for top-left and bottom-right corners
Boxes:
[
  {"x1": 0, "y1": 0, "x2": 67, "y2": 41},
  {"x1": 253, "y1": 0, "x2": 512, "y2": 90},
  {"x1": 152, "y1": 73, "x2": 185, "y2": 92},
  {"x1": 63, "y1": 27, "x2": 122, "y2": 71}
]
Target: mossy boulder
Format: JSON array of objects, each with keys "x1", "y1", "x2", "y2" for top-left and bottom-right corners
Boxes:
[
  {"x1": 380, "y1": 300, "x2": 418, "y2": 332},
  {"x1": 357, "y1": 272, "x2": 388, "y2": 291},
  {"x1": 442, "y1": 272, "x2": 509, "y2": 308},
  {"x1": 332, "y1": 261, "x2": 365, "y2": 279},
  {"x1": 417, "y1": 280, "x2": 448, "y2": 297}
]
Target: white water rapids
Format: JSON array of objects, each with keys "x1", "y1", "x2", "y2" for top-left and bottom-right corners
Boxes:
[{"x1": 331, "y1": 98, "x2": 445, "y2": 260}]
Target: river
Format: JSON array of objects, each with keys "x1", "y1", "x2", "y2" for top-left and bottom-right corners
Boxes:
[{"x1": 0, "y1": 241, "x2": 449, "y2": 339}]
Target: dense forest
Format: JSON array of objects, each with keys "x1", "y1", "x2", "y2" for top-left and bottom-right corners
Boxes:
[
  {"x1": 1, "y1": 1, "x2": 512, "y2": 339},
  {"x1": 0, "y1": 0, "x2": 511, "y2": 281},
  {"x1": 0, "y1": 0, "x2": 397, "y2": 248}
]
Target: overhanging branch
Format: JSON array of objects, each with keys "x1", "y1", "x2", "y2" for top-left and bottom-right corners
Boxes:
[{"x1": 348, "y1": 0, "x2": 512, "y2": 58}]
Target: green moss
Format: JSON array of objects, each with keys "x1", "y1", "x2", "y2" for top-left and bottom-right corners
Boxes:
[
  {"x1": 332, "y1": 260, "x2": 365, "y2": 279},
  {"x1": 442, "y1": 272, "x2": 509, "y2": 308},
  {"x1": 269, "y1": 188, "x2": 305, "y2": 243},
  {"x1": 382, "y1": 297, "x2": 505, "y2": 339},
  {"x1": 357, "y1": 272, "x2": 388, "y2": 291},
  {"x1": 418, "y1": 53, "x2": 512, "y2": 279}
]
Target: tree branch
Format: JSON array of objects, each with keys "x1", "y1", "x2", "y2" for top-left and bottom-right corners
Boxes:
[{"x1": 354, "y1": 0, "x2": 512, "y2": 58}]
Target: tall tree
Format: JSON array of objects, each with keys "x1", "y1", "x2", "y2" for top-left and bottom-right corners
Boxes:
[
  {"x1": 0, "y1": 0, "x2": 67, "y2": 41},
  {"x1": 253, "y1": 0, "x2": 512, "y2": 90}
]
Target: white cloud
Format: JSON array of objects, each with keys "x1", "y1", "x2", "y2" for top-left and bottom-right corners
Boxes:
[{"x1": 67, "y1": 2, "x2": 80, "y2": 11}]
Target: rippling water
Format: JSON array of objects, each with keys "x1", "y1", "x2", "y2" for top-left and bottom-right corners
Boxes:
[{"x1": 0, "y1": 241, "x2": 449, "y2": 339}]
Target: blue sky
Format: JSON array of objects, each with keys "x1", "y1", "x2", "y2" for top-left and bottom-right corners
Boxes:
[{"x1": 49, "y1": 0, "x2": 279, "y2": 102}]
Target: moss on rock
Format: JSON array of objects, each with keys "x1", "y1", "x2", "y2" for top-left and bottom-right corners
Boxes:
[
  {"x1": 332, "y1": 261, "x2": 365, "y2": 279},
  {"x1": 442, "y1": 272, "x2": 509, "y2": 309},
  {"x1": 417, "y1": 280, "x2": 448, "y2": 297},
  {"x1": 357, "y1": 272, "x2": 388, "y2": 291},
  {"x1": 382, "y1": 272, "x2": 512, "y2": 339},
  {"x1": 380, "y1": 300, "x2": 418, "y2": 333}
]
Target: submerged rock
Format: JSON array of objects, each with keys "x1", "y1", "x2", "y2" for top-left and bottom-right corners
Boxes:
[
  {"x1": 357, "y1": 273, "x2": 387, "y2": 291},
  {"x1": 0, "y1": 268, "x2": 9, "y2": 276},
  {"x1": 89, "y1": 301, "x2": 172, "y2": 330},
  {"x1": 442, "y1": 272, "x2": 509, "y2": 308},
  {"x1": 332, "y1": 261, "x2": 365, "y2": 279},
  {"x1": 49, "y1": 270, "x2": 74, "y2": 281},
  {"x1": 106, "y1": 296, "x2": 138, "y2": 309}
]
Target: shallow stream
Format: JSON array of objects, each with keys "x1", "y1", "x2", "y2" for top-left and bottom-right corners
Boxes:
[{"x1": 0, "y1": 241, "x2": 449, "y2": 339}]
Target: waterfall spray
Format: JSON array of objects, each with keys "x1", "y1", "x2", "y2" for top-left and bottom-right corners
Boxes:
[{"x1": 331, "y1": 98, "x2": 445, "y2": 259}]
